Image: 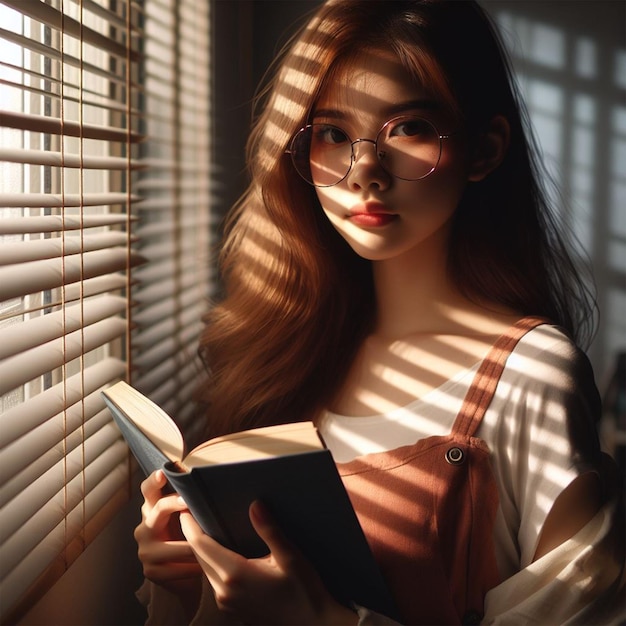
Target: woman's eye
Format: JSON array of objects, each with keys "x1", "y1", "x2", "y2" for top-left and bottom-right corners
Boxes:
[
  {"x1": 389, "y1": 118, "x2": 431, "y2": 138},
  {"x1": 314, "y1": 125, "x2": 349, "y2": 145}
]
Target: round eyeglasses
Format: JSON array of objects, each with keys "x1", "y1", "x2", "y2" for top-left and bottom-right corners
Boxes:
[{"x1": 287, "y1": 115, "x2": 455, "y2": 187}]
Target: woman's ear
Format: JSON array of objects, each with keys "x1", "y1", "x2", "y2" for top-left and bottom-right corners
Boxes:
[{"x1": 468, "y1": 115, "x2": 510, "y2": 181}]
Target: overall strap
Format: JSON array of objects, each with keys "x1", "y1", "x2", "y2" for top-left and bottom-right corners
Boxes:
[{"x1": 452, "y1": 316, "x2": 549, "y2": 438}]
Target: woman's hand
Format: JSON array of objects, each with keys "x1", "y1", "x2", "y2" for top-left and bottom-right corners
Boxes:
[
  {"x1": 134, "y1": 470, "x2": 203, "y2": 611},
  {"x1": 180, "y1": 500, "x2": 359, "y2": 625}
]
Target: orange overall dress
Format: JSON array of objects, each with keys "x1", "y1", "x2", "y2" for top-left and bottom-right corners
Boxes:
[{"x1": 337, "y1": 318, "x2": 547, "y2": 625}]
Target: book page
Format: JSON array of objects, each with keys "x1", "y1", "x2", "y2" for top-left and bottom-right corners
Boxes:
[
  {"x1": 185, "y1": 421, "x2": 324, "y2": 467},
  {"x1": 104, "y1": 381, "x2": 185, "y2": 462}
]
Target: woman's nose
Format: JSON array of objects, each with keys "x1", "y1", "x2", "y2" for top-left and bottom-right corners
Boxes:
[{"x1": 346, "y1": 139, "x2": 391, "y2": 191}]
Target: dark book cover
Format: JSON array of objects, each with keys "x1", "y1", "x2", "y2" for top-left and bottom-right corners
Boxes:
[{"x1": 103, "y1": 388, "x2": 399, "y2": 619}]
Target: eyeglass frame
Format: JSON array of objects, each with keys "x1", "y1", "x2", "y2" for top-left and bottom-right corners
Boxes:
[{"x1": 286, "y1": 115, "x2": 458, "y2": 188}]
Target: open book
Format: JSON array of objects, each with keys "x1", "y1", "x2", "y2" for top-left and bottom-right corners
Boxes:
[{"x1": 102, "y1": 380, "x2": 397, "y2": 618}]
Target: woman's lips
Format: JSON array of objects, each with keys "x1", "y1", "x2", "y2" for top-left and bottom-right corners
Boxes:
[
  {"x1": 348, "y1": 203, "x2": 397, "y2": 227},
  {"x1": 349, "y1": 213, "x2": 397, "y2": 227}
]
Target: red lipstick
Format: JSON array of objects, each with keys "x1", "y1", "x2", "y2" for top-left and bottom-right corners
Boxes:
[{"x1": 348, "y1": 202, "x2": 397, "y2": 227}]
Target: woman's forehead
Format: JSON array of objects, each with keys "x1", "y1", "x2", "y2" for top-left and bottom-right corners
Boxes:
[{"x1": 314, "y1": 49, "x2": 435, "y2": 120}]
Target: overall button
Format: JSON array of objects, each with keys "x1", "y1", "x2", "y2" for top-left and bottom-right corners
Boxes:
[{"x1": 445, "y1": 446, "x2": 465, "y2": 465}]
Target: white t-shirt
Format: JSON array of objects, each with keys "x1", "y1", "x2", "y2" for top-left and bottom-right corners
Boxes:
[{"x1": 317, "y1": 324, "x2": 602, "y2": 580}]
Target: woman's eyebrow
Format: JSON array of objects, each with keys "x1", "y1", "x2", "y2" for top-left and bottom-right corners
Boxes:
[
  {"x1": 313, "y1": 99, "x2": 442, "y2": 122},
  {"x1": 312, "y1": 108, "x2": 346, "y2": 121},
  {"x1": 385, "y1": 99, "x2": 442, "y2": 117}
]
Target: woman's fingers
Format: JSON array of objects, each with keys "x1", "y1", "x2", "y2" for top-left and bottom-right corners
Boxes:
[
  {"x1": 134, "y1": 476, "x2": 205, "y2": 605},
  {"x1": 179, "y1": 505, "x2": 336, "y2": 624},
  {"x1": 179, "y1": 502, "x2": 309, "y2": 582},
  {"x1": 178, "y1": 511, "x2": 228, "y2": 576},
  {"x1": 141, "y1": 491, "x2": 188, "y2": 537},
  {"x1": 140, "y1": 470, "x2": 168, "y2": 508},
  {"x1": 248, "y1": 500, "x2": 302, "y2": 573},
  {"x1": 138, "y1": 535, "x2": 199, "y2": 563}
]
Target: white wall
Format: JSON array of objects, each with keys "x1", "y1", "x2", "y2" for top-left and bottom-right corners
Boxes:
[{"x1": 482, "y1": 0, "x2": 626, "y2": 388}]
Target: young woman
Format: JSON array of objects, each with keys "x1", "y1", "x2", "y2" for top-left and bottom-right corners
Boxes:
[{"x1": 134, "y1": 1, "x2": 624, "y2": 624}]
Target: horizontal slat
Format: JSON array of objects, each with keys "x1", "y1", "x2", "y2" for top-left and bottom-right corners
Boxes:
[
  {"x1": 132, "y1": 321, "x2": 201, "y2": 372},
  {"x1": 133, "y1": 288, "x2": 210, "y2": 323},
  {"x1": 0, "y1": 147, "x2": 143, "y2": 170},
  {"x1": 133, "y1": 278, "x2": 209, "y2": 310},
  {"x1": 0, "y1": 357, "x2": 125, "y2": 448},
  {"x1": 0, "y1": 316, "x2": 127, "y2": 395},
  {"x1": 0, "y1": 111, "x2": 142, "y2": 143},
  {"x1": 0, "y1": 248, "x2": 145, "y2": 301},
  {"x1": 63, "y1": 275, "x2": 131, "y2": 305},
  {"x1": 0, "y1": 192, "x2": 140, "y2": 208},
  {"x1": 0, "y1": 294, "x2": 126, "y2": 360},
  {"x1": 129, "y1": 132, "x2": 210, "y2": 151},
  {"x1": 133, "y1": 339, "x2": 202, "y2": 382},
  {"x1": 0, "y1": 75, "x2": 143, "y2": 119},
  {"x1": 133, "y1": 302, "x2": 205, "y2": 350},
  {"x1": 137, "y1": 157, "x2": 205, "y2": 172},
  {"x1": 0, "y1": 275, "x2": 130, "y2": 323},
  {"x1": 134, "y1": 240, "x2": 210, "y2": 265},
  {"x1": 172, "y1": 378, "x2": 209, "y2": 447},
  {"x1": 0, "y1": 233, "x2": 133, "y2": 266},
  {"x1": 134, "y1": 197, "x2": 189, "y2": 212},
  {"x1": 133, "y1": 261, "x2": 207, "y2": 298},
  {"x1": 135, "y1": 355, "x2": 203, "y2": 409},
  {"x1": 134, "y1": 177, "x2": 210, "y2": 192},
  {"x1": 0, "y1": 214, "x2": 131, "y2": 235},
  {"x1": 135, "y1": 216, "x2": 211, "y2": 239},
  {"x1": 131, "y1": 255, "x2": 204, "y2": 285}
]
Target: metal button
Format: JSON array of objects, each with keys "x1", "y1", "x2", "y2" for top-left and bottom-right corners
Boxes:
[{"x1": 445, "y1": 446, "x2": 465, "y2": 465}]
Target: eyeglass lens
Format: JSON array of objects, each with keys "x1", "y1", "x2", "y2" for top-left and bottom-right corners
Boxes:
[{"x1": 289, "y1": 116, "x2": 442, "y2": 187}]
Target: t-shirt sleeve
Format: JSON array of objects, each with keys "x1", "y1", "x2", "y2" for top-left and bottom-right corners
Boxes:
[{"x1": 486, "y1": 325, "x2": 603, "y2": 568}]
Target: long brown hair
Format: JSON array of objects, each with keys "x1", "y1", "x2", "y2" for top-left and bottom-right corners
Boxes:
[{"x1": 197, "y1": 0, "x2": 596, "y2": 437}]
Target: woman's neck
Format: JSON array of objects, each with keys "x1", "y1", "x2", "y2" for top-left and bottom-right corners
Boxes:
[
  {"x1": 371, "y1": 251, "x2": 519, "y2": 340},
  {"x1": 369, "y1": 228, "x2": 465, "y2": 336}
]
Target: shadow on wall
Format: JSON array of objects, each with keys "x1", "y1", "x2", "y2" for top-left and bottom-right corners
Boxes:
[{"x1": 484, "y1": 0, "x2": 626, "y2": 389}]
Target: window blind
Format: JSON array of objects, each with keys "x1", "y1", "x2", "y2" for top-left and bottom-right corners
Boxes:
[
  {"x1": 0, "y1": 0, "x2": 212, "y2": 622},
  {"x1": 131, "y1": 0, "x2": 212, "y2": 440}
]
